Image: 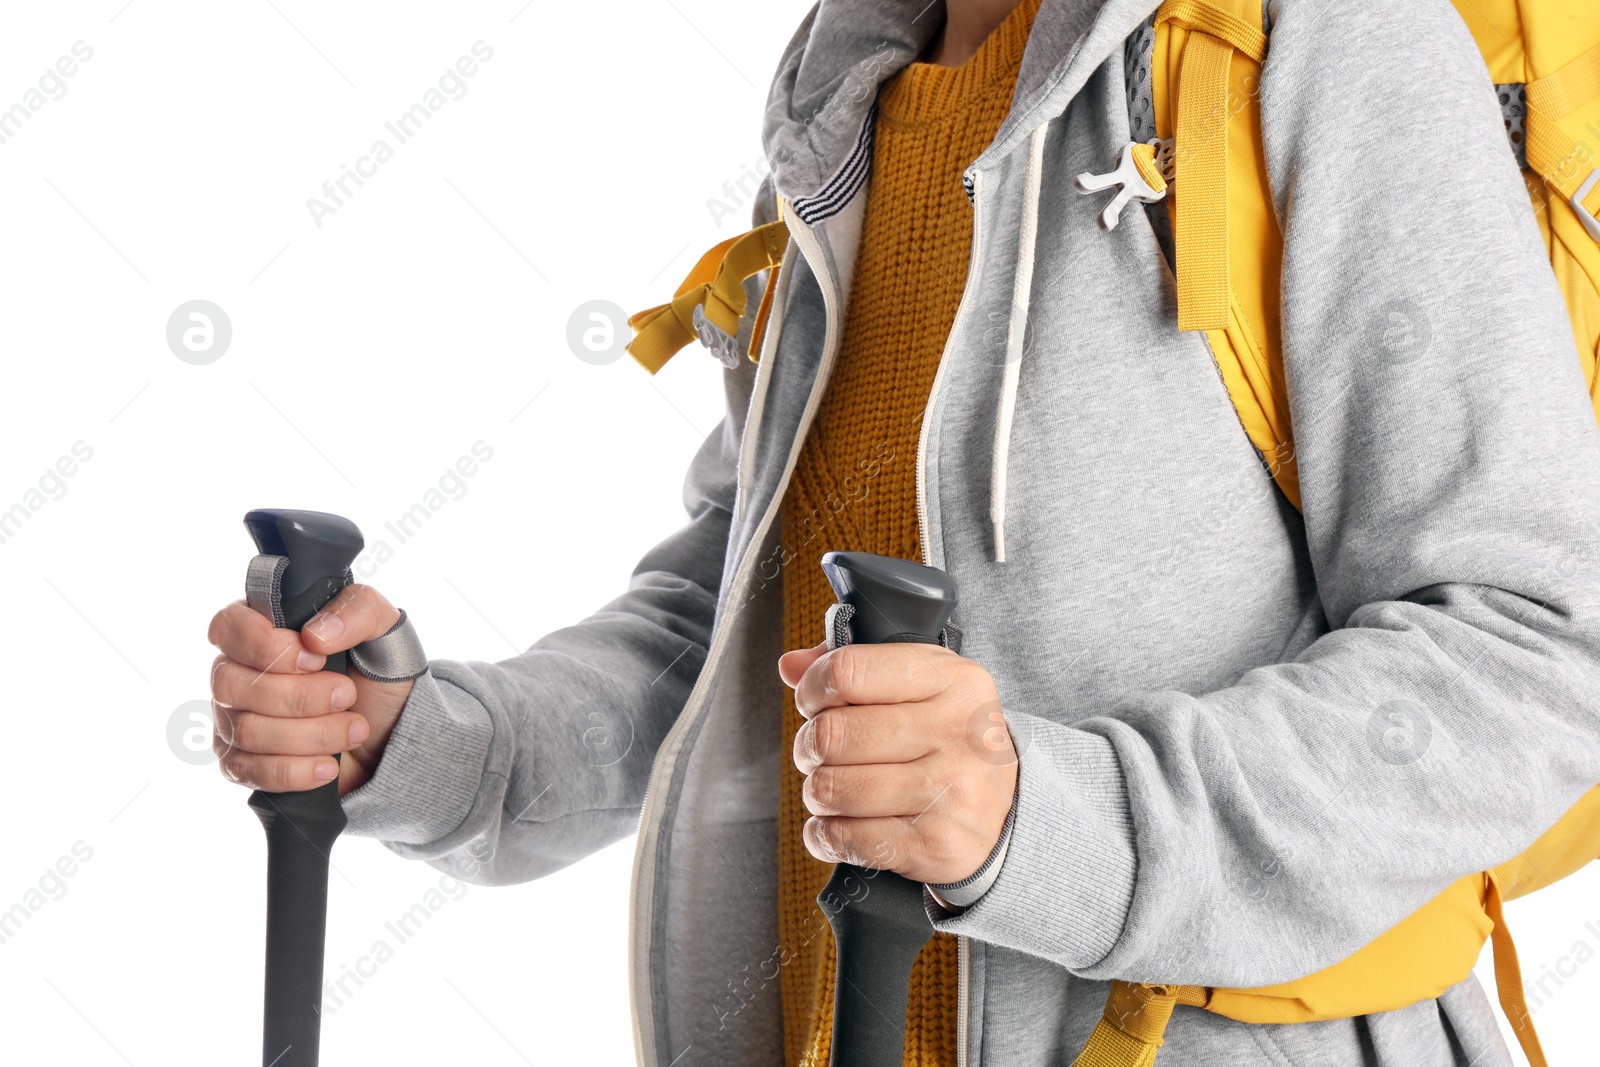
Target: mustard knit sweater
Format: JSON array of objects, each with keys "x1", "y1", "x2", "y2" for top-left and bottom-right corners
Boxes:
[{"x1": 777, "y1": 2, "x2": 1040, "y2": 1063}]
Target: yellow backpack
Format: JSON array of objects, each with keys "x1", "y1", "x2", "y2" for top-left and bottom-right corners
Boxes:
[
  {"x1": 624, "y1": 3, "x2": 1600, "y2": 1065},
  {"x1": 1064, "y1": 3, "x2": 1600, "y2": 1066}
]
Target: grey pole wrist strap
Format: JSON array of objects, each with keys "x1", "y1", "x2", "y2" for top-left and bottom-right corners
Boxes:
[
  {"x1": 824, "y1": 602, "x2": 964, "y2": 654},
  {"x1": 248, "y1": 553, "x2": 429, "y2": 682},
  {"x1": 348, "y1": 609, "x2": 429, "y2": 683}
]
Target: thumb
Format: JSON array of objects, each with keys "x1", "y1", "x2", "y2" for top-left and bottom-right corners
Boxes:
[
  {"x1": 301, "y1": 583, "x2": 401, "y2": 656},
  {"x1": 778, "y1": 642, "x2": 829, "y2": 689}
]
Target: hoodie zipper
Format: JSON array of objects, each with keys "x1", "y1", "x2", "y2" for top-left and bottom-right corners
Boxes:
[
  {"x1": 917, "y1": 169, "x2": 985, "y2": 568},
  {"x1": 958, "y1": 935, "x2": 972, "y2": 1067},
  {"x1": 628, "y1": 206, "x2": 846, "y2": 1067},
  {"x1": 916, "y1": 166, "x2": 987, "y2": 1067}
]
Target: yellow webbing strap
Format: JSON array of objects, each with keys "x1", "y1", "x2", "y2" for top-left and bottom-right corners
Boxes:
[
  {"x1": 1071, "y1": 982, "x2": 1208, "y2": 1067},
  {"x1": 1527, "y1": 39, "x2": 1600, "y2": 122},
  {"x1": 748, "y1": 258, "x2": 782, "y2": 362},
  {"x1": 1525, "y1": 40, "x2": 1600, "y2": 217},
  {"x1": 1484, "y1": 872, "x2": 1549, "y2": 1067},
  {"x1": 625, "y1": 219, "x2": 789, "y2": 374},
  {"x1": 1158, "y1": 0, "x2": 1268, "y2": 60},
  {"x1": 1130, "y1": 142, "x2": 1170, "y2": 194},
  {"x1": 1157, "y1": 0, "x2": 1268, "y2": 331}
]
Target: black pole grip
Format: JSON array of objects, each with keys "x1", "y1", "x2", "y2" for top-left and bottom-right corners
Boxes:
[
  {"x1": 818, "y1": 552, "x2": 959, "y2": 1067},
  {"x1": 242, "y1": 509, "x2": 363, "y2": 1067}
]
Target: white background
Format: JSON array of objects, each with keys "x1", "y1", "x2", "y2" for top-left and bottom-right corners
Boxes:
[{"x1": 0, "y1": 2, "x2": 1593, "y2": 1065}]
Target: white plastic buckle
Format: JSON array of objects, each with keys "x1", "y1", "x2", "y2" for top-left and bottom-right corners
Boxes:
[
  {"x1": 1573, "y1": 169, "x2": 1600, "y2": 243},
  {"x1": 1073, "y1": 140, "x2": 1171, "y2": 231}
]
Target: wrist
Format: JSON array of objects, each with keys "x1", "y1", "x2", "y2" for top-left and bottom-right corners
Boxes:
[
  {"x1": 927, "y1": 766, "x2": 1021, "y2": 910},
  {"x1": 338, "y1": 674, "x2": 415, "y2": 796}
]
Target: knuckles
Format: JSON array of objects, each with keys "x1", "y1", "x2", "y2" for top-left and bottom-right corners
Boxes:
[
  {"x1": 212, "y1": 705, "x2": 237, "y2": 747},
  {"x1": 217, "y1": 750, "x2": 248, "y2": 785},
  {"x1": 218, "y1": 751, "x2": 293, "y2": 792},
  {"x1": 206, "y1": 599, "x2": 252, "y2": 650},
  {"x1": 803, "y1": 766, "x2": 841, "y2": 815},
  {"x1": 231, "y1": 711, "x2": 267, "y2": 752},
  {"x1": 808, "y1": 711, "x2": 845, "y2": 768},
  {"x1": 945, "y1": 657, "x2": 994, "y2": 702},
  {"x1": 814, "y1": 645, "x2": 869, "y2": 712},
  {"x1": 803, "y1": 817, "x2": 835, "y2": 861},
  {"x1": 804, "y1": 643, "x2": 976, "y2": 717},
  {"x1": 205, "y1": 607, "x2": 228, "y2": 649},
  {"x1": 825, "y1": 644, "x2": 867, "y2": 694},
  {"x1": 209, "y1": 655, "x2": 232, "y2": 705},
  {"x1": 258, "y1": 760, "x2": 293, "y2": 792},
  {"x1": 288, "y1": 679, "x2": 320, "y2": 719},
  {"x1": 916, "y1": 826, "x2": 964, "y2": 879}
]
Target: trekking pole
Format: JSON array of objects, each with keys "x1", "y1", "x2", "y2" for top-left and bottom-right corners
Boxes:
[
  {"x1": 241, "y1": 508, "x2": 364, "y2": 1067},
  {"x1": 817, "y1": 551, "x2": 960, "y2": 1067}
]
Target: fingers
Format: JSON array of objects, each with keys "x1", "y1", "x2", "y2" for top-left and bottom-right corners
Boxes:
[
  {"x1": 793, "y1": 642, "x2": 963, "y2": 719},
  {"x1": 216, "y1": 745, "x2": 340, "y2": 793},
  {"x1": 214, "y1": 705, "x2": 369, "y2": 757},
  {"x1": 299, "y1": 584, "x2": 402, "y2": 657},
  {"x1": 207, "y1": 583, "x2": 401, "y2": 667},
  {"x1": 804, "y1": 815, "x2": 916, "y2": 873},
  {"x1": 208, "y1": 600, "x2": 324, "y2": 674},
  {"x1": 784, "y1": 643, "x2": 1013, "y2": 885},
  {"x1": 804, "y1": 812, "x2": 988, "y2": 886},
  {"x1": 778, "y1": 642, "x2": 827, "y2": 688},
  {"x1": 793, "y1": 704, "x2": 933, "y2": 775},
  {"x1": 207, "y1": 584, "x2": 405, "y2": 797},
  {"x1": 210, "y1": 654, "x2": 368, "y2": 793},
  {"x1": 802, "y1": 761, "x2": 942, "y2": 820},
  {"x1": 211, "y1": 657, "x2": 356, "y2": 717}
]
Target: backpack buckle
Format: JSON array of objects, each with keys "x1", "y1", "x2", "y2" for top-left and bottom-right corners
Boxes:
[
  {"x1": 1073, "y1": 140, "x2": 1172, "y2": 231},
  {"x1": 1574, "y1": 169, "x2": 1600, "y2": 243}
]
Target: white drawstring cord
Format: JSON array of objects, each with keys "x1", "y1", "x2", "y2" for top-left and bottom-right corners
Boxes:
[{"x1": 990, "y1": 121, "x2": 1050, "y2": 563}]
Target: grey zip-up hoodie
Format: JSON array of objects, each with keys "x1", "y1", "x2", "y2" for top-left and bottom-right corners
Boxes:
[{"x1": 341, "y1": 0, "x2": 1600, "y2": 1063}]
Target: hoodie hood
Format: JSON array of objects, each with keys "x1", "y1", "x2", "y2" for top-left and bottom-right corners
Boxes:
[{"x1": 760, "y1": 0, "x2": 1164, "y2": 214}]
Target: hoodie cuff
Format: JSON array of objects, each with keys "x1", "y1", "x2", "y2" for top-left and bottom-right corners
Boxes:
[
  {"x1": 342, "y1": 667, "x2": 496, "y2": 845},
  {"x1": 928, "y1": 719, "x2": 1136, "y2": 970}
]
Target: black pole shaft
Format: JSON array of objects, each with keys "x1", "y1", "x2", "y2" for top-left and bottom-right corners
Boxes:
[
  {"x1": 248, "y1": 774, "x2": 346, "y2": 1067},
  {"x1": 242, "y1": 509, "x2": 364, "y2": 1067},
  {"x1": 821, "y1": 858, "x2": 941, "y2": 1067},
  {"x1": 817, "y1": 552, "x2": 959, "y2": 1067}
]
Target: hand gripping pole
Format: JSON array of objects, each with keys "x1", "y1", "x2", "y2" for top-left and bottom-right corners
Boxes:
[
  {"x1": 817, "y1": 551, "x2": 960, "y2": 1067},
  {"x1": 242, "y1": 508, "x2": 364, "y2": 1067}
]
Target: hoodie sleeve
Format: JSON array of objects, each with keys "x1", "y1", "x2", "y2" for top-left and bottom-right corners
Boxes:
[
  {"x1": 337, "y1": 192, "x2": 775, "y2": 886},
  {"x1": 933, "y1": 0, "x2": 1600, "y2": 986},
  {"x1": 339, "y1": 413, "x2": 738, "y2": 884}
]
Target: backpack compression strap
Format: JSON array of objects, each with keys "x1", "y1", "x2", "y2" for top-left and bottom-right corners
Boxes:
[
  {"x1": 1071, "y1": 982, "x2": 1208, "y2": 1067},
  {"x1": 1524, "y1": 41, "x2": 1600, "y2": 241},
  {"x1": 625, "y1": 217, "x2": 788, "y2": 374}
]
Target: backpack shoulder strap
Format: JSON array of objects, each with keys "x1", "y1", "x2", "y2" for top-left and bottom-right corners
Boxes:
[
  {"x1": 1146, "y1": 0, "x2": 1300, "y2": 507},
  {"x1": 1084, "y1": 11, "x2": 1600, "y2": 1067},
  {"x1": 1126, "y1": 0, "x2": 1600, "y2": 515}
]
